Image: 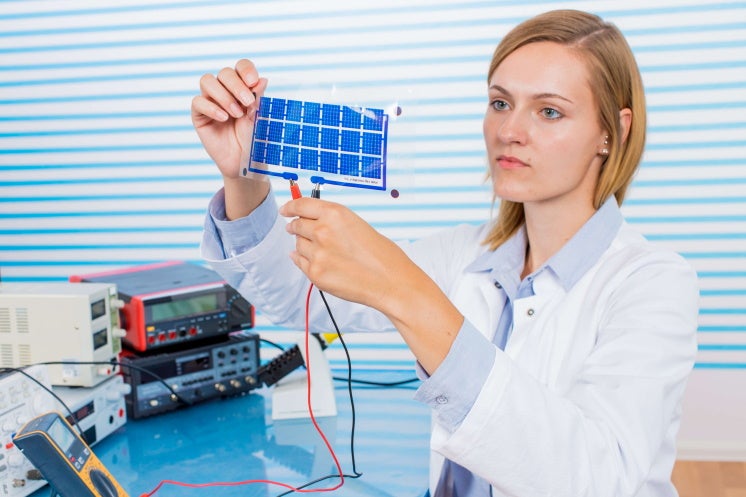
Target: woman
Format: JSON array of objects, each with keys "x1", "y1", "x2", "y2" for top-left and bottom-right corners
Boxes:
[{"x1": 195, "y1": 9, "x2": 699, "y2": 497}]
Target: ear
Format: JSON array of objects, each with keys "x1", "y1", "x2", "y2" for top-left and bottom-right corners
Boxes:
[{"x1": 619, "y1": 108, "x2": 632, "y2": 145}]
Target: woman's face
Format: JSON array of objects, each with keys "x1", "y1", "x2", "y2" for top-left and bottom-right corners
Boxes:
[{"x1": 483, "y1": 41, "x2": 608, "y2": 212}]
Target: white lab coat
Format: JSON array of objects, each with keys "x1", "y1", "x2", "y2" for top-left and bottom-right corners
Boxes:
[{"x1": 202, "y1": 211, "x2": 699, "y2": 497}]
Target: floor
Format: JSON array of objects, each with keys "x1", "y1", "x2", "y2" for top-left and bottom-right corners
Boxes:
[{"x1": 673, "y1": 460, "x2": 746, "y2": 497}]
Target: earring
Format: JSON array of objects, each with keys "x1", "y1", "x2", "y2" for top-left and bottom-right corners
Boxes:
[{"x1": 600, "y1": 135, "x2": 609, "y2": 156}]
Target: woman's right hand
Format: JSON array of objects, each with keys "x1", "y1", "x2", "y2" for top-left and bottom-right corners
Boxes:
[{"x1": 191, "y1": 59, "x2": 268, "y2": 179}]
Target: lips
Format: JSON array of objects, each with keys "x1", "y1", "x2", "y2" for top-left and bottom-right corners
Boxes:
[{"x1": 497, "y1": 155, "x2": 528, "y2": 169}]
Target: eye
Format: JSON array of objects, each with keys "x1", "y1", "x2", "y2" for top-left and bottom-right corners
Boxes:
[
  {"x1": 491, "y1": 99, "x2": 509, "y2": 111},
  {"x1": 540, "y1": 107, "x2": 562, "y2": 120}
]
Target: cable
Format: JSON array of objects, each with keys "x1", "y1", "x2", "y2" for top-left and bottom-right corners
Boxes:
[
  {"x1": 317, "y1": 289, "x2": 363, "y2": 478},
  {"x1": 332, "y1": 376, "x2": 419, "y2": 388},
  {"x1": 261, "y1": 337, "x2": 288, "y2": 353}
]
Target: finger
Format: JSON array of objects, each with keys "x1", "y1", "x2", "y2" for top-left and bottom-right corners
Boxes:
[
  {"x1": 285, "y1": 216, "x2": 316, "y2": 241},
  {"x1": 279, "y1": 197, "x2": 324, "y2": 220},
  {"x1": 217, "y1": 66, "x2": 255, "y2": 110},
  {"x1": 235, "y1": 59, "x2": 260, "y2": 88},
  {"x1": 191, "y1": 95, "x2": 230, "y2": 123},
  {"x1": 199, "y1": 72, "x2": 244, "y2": 119}
]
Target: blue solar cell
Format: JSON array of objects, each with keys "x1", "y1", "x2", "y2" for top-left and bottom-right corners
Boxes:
[
  {"x1": 340, "y1": 153, "x2": 359, "y2": 175},
  {"x1": 286, "y1": 100, "x2": 303, "y2": 122},
  {"x1": 266, "y1": 143, "x2": 281, "y2": 165},
  {"x1": 321, "y1": 104, "x2": 341, "y2": 126},
  {"x1": 320, "y1": 151, "x2": 338, "y2": 173},
  {"x1": 270, "y1": 98, "x2": 286, "y2": 119},
  {"x1": 252, "y1": 141, "x2": 266, "y2": 162},
  {"x1": 363, "y1": 108, "x2": 384, "y2": 131},
  {"x1": 301, "y1": 126, "x2": 319, "y2": 147},
  {"x1": 341, "y1": 130, "x2": 360, "y2": 152},
  {"x1": 303, "y1": 102, "x2": 321, "y2": 124},
  {"x1": 300, "y1": 148, "x2": 318, "y2": 170},
  {"x1": 255, "y1": 119, "x2": 269, "y2": 140},
  {"x1": 284, "y1": 123, "x2": 300, "y2": 145},
  {"x1": 361, "y1": 156, "x2": 381, "y2": 178},
  {"x1": 342, "y1": 106, "x2": 362, "y2": 129},
  {"x1": 282, "y1": 146, "x2": 299, "y2": 168},
  {"x1": 268, "y1": 120, "x2": 284, "y2": 142},
  {"x1": 321, "y1": 127, "x2": 339, "y2": 150},
  {"x1": 258, "y1": 98, "x2": 271, "y2": 118},
  {"x1": 362, "y1": 132, "x2": 382, "y2": 155}
]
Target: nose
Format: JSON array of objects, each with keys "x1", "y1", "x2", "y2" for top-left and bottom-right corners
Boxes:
[{"x1": 494, "y1": 110, "x2": 528, "y2": 145}]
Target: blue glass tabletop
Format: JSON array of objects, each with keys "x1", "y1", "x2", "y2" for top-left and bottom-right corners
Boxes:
[{"x1": 30, "y1": 373, "x2": 430, "y2": 497}]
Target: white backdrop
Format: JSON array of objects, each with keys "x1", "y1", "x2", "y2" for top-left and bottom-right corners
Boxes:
[{"x1": 0, "y1": 0, "x2": 745, "y2": 459}]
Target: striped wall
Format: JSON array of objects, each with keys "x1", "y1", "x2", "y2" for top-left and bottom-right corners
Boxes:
[{"x1": 0, "y1": 0, "x2": 745, "y2": 456}]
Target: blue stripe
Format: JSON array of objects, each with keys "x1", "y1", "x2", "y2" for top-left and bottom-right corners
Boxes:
[
  {"x1": 0, "y1": 175, "x2": 216, "y2": 187},
  {"x1": 699, "y1": 308, "x2": 746, "y2": 314},
  {"x1": 0, "y1": 143, "x2": 202, "y2": 154},
  {"x1": 627, "y1": 216, "x2": 746, "y2": 223},
  {"x1": 0, "y1": 259, "x2": 204, "y2": 267},
  {"x1": 699, "y1": 326, "x2": 746, "y2": 332},
  {"x1": 698, "y1": 271, "x2": 746, "y2": 278},
  {"x1": 0, "y1": 111, "x2": 186, "y2": 121},
  {"x1": 647, "y1": 233, "x2": 746, "y2": 241},
  {"x1": 635, "y1": 177, "x2": 746, "y2": 186},
  {"x1": 694, "y1": 363, "x2": 746, "y2": 369},
  {"x1": 0, "y1": 210, "x2": 207, "y2": 218},
  {"x1": 626, "y1": 197, "x2": 746, "y2": 206},
  {"x1": 699, "y1": 344, "x2": 746, "y2": 351},
  {"x1": 0, "y1": 244, "x2": 199, "y2": 251},
  {"x1": 700, "y1": 289, "x2": 746, "y2": 296},
  {"x1": 681, "y1": 252, "x2": 746, "y2": 259},
  {"x1": 0, "y1": 160, "x2": 211, "y2": 171},
  {"x1": 0, "y1": 227, "x2": 202, "y2": 235},
  {"x1": 0, "y1": 125, "x2": 192, "y2": 137}
]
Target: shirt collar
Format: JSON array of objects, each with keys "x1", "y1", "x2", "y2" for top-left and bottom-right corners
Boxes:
[{"x1": 466, "y1": 196, "x2": 623, "y2": 292}]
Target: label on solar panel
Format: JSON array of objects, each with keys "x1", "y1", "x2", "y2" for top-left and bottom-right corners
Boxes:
[{"x1": 245, "y1": 96, "x2": 389, "y2": 191}]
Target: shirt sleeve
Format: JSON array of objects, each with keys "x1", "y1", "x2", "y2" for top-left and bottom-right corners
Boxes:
[
  {"x1": 414, "y1": 319, "x2": 496, "y2": 432},
  {"x1": 205, "y1": 187, "x2": 279, "y2": 259}
]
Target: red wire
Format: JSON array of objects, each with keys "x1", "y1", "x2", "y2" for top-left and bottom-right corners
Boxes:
[{"x1": 139, "y1": 283, "x2": 345, "y2": 497}]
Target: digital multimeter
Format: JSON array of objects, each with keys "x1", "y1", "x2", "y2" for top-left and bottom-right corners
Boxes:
[{"x1": 13, "y1": 411, "x2": 129, "y2": 497}]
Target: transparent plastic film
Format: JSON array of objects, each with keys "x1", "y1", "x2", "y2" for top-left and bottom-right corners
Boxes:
[{"x1": 241, "y1": 81, "x2": 416, "y2": 198}]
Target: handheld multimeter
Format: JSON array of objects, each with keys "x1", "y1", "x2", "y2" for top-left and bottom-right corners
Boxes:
[{"x1": 13, "y1": 411, "x2": 129, "y2": 497}]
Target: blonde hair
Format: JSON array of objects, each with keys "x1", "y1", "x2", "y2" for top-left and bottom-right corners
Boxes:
[{"x1": 484, "y1": 9, "x2": 646, "y2": 250}]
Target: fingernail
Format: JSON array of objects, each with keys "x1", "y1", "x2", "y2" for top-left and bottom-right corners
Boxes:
[
  {"x1": 216, "y1": 109, "x2": 229, "y2": 121},
  {"x1": 230, "y1": 103, "x2": 244, "y2": 118},
  {"x1": 239, "y1": 91, "x2": 253, "y2": 106}
]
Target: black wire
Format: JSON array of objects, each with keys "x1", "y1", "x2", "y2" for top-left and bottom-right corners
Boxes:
[
  {"x1": 260, "y1": 337, "x2": 288, "y2": 353},
  {"x1": 332, "y1": 376, "x2": 419, "y2": 388},
  {"x1": 318, "y1": 289, "x2": 363, "y2": 478},
  {"x1": 0, "y1": 366, "x2": 85, "y2": 443}
]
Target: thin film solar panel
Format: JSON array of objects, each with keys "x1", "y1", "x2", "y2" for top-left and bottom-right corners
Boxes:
[{"x1": 245, "y1": 97, "x2": 389, "y2": 191}]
